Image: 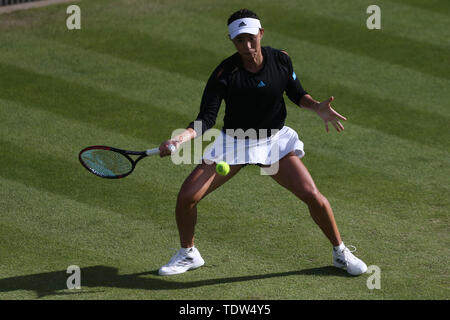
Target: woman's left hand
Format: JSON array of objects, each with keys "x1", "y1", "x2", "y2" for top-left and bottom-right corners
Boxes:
[{"x1": 316, "y1": 96, "x2": 347, "y2": 132}]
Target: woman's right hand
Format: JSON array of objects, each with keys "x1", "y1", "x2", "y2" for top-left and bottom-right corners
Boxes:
[
  {"x1": 159, "y1": 129, "x2": 196, "y2": 157},
  {"x1": 159, "y1": 139, "x2": 179, "y2": 157}
]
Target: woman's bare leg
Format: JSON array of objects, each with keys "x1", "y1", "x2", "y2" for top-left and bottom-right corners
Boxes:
[
  {"x1": 176, "y1": 161, "x2": 245, "y2": 248},
  {"x1": 266, "y1": 153, "x2": 342, "y2": 246}
]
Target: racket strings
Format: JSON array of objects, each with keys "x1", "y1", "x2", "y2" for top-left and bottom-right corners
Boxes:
[{"x1": 81, "y1": 149, "x2": 132, "y2": 177}]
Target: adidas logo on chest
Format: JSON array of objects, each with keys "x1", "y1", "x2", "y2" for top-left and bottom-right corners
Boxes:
[{"x1": 257, "y1": 80, "x2": 266, "y2": 88}]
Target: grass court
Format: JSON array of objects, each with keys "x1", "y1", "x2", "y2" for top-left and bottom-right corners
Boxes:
[{"x1": 0, "y1": 0, "x2": 448, "y2": 299}]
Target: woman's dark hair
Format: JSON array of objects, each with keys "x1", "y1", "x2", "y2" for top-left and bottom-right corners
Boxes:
[{"x1": 227, "y1": 8, "x2": 260, "y2": 26}]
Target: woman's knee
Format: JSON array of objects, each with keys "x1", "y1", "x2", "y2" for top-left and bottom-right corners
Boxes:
[
  {"x1": 297, "y1": 186, "x2": 325, "y2": 207},
  {"x1": 176, "y1": 188, "x2": 201, "y2": 209}
]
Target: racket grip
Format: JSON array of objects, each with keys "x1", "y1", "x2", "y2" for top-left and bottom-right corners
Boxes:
[{"x1": 145, "y1": 144, "x2": 176, "y2": 156}]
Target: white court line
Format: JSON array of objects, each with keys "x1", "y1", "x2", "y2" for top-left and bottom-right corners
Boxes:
[{"x1": 0, "y1": 0, "x2": 79, "y2": 14}]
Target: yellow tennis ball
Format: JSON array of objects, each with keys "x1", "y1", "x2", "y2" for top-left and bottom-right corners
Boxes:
[{"x1": 216, "y1": 161, "x2": 230, "y2": 176}]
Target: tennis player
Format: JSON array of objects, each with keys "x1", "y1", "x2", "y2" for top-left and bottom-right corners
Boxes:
[{"x1": 157, "y1": 9, "x2": 367, "y2": 276}]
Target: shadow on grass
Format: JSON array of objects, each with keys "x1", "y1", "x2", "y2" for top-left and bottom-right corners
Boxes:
[{"x1": 0, "y1": 265, "x2": 349, "y2": 298}]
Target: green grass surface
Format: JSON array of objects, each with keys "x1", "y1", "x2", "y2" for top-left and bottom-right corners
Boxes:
[{"x1": 0, "y1": 0, "x2": 448, "y2": 299}]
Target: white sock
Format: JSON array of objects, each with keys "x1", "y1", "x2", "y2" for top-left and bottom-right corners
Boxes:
[{"x1": 334, "y1": 242, "x2": 345, "y2": 251}]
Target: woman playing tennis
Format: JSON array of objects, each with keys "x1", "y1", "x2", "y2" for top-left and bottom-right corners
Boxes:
[{"x1": 157, "y1": 9, "x2": 367, "y2": 276}]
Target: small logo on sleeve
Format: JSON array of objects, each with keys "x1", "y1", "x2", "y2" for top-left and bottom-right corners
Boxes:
[{"x1": 292, "y1": 72, "x2": 297, "y2": 80}]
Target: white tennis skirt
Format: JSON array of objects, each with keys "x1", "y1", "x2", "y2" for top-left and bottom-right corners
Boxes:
[{"x1": 202, "y1": 126, "x2": 305, "y2": 165}]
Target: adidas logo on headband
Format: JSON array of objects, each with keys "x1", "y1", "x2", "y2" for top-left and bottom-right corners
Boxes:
[{"x1": 228, "y1": 18, "x2": 262, "y2": 39}]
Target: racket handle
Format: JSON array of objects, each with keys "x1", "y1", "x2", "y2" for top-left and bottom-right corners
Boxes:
[{"x1": 145, "y1": 144, "x2": 176, "y2": 156}]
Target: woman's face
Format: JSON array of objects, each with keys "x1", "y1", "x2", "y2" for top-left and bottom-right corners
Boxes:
[{"x1": 231, "y1": 29, "x2": 264, "y2": 59}]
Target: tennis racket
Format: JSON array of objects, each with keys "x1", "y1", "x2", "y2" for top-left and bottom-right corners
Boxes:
[{"x1": 78, "y1": 144, "x2": 175, "y2": 179}]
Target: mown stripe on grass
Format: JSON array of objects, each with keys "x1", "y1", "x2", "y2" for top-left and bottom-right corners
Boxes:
[
  {"x1": 314, "y1": 128, "x2": 449, "y2": 193},
  {"x1": 284, "y1": 115, "x2": 450, "y2": 193},
  {"x1": 264, "y1": 8, "x2": 449, "y2": 80},
  {"x1": 0, "y1": 225, "x2": 74, "y2": 299},
  {"x1": 0, "y1": 97, "x2": 159, "y2": 156},
  {"x1": 0, "y1": 175, "x2": 177, "y2": 268},
  {"x1": 295, "y1": 75, "x2": 449, "y2": 150},
  {"x1": 45, "y1": 26, "x2": 224, "y2": 83},
  {"x1": 389, "y1": 0, "x2": 450, "y2": 15},
  {"x1": 0, "y1": 33, "x2": 207, "y2": 118},
  {"x1": 0, "y1": 97, "x2": 195, "y2": 187},
  {"x1": 0, "y1": 136, "x2": 183, "y2": 226},
  {"x1": 0, "y1": 222, "x2": 120, "y2": 299},
  {"x1": 0, "y1": 63, "x2": 191, "y2": 143},
  {"x1": 249, "y1": 0, "x2": 450, "y2": 48},
  {"x1": 277, "y1": 37, "x2": 450, "y2": 119}
]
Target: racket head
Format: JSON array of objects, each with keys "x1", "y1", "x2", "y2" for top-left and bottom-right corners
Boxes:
[{"x1": 78, "y1": 146, "x2": 136, "y2": 179}]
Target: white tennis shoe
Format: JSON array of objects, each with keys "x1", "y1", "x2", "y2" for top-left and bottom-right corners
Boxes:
[
  {"x1": 333, "y1": 245, "x2": 368, "y2": 276},
  {"x1": 158, "y1": 247, "x2": 205, "y2": 276}
]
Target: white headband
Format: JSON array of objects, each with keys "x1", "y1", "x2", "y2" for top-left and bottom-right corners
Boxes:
[{"x1": 228, "y1": 18, "x2": 262, "y2": 39}]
